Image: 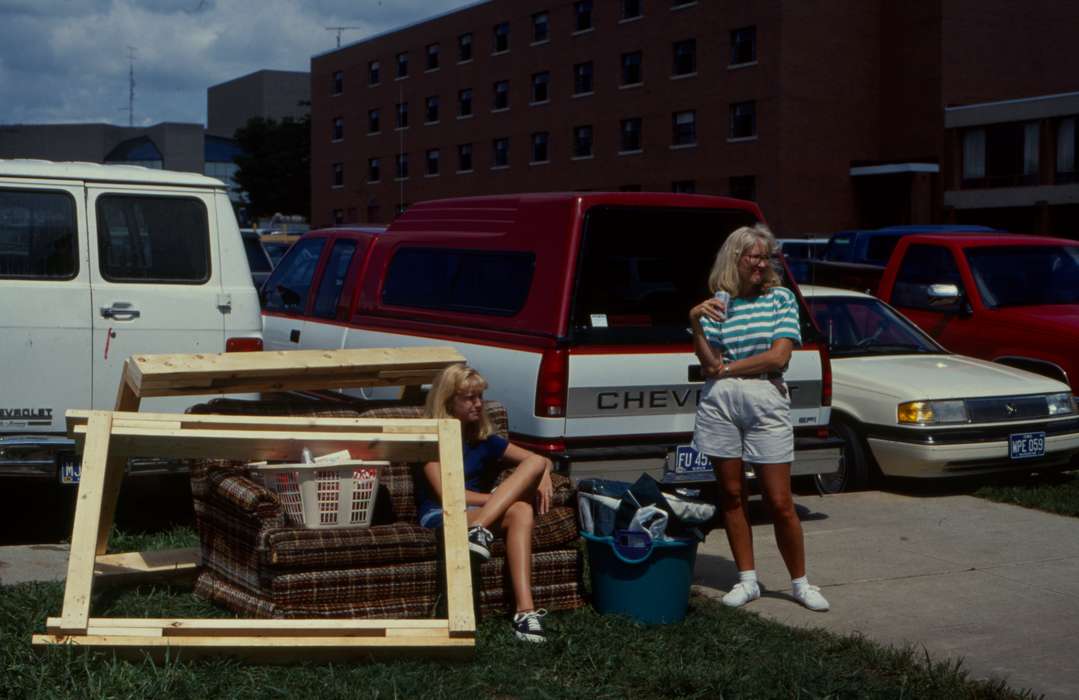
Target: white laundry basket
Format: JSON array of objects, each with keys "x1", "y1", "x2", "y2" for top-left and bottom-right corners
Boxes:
[{"x1": 250, "y1": 450, "x2": 385, "y2": 529}]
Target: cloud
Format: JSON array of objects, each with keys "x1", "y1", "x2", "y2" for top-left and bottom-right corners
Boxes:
[{"x1": 0, "y1": 0, "x2": 475, "y2": 126}]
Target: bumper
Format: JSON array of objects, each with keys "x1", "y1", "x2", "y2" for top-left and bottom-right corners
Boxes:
[
  {"x1": 867, "y1": 430, "x2": 1079, "y2": 478},
  {"x1": 0, "y1": 435, "x2": 189, "y2": 482}
]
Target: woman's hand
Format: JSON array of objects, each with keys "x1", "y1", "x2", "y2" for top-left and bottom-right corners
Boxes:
[
  {"x1": 702, "y1": 361, "x2": 726, "y2": 379},
  {"x1": 689, "y1": 297, "x2": 727, "y2": 325},
  {"x1": 535, "y1": 460, "x2": 554, "y2": 515}
]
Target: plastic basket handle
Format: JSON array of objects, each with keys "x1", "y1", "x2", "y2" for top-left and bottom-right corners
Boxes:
[{"x1": 610, "y1": 531, "x2": 655, "y2": 564}]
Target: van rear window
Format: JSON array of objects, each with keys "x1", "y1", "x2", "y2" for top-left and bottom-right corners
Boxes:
[
  {"x1": 0, "y1": 188, "x2": 78, "y2": 280},
  {"x1": 571, "y1": 206, "x2": 800, "y2": 345},
  {"x1": 382, "y1": 247, "x2": 534, "y2": 316}
]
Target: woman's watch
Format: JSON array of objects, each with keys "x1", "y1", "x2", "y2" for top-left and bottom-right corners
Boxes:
[{"x1": 721, "y1": 364, "x2": 733, "y2": 377}]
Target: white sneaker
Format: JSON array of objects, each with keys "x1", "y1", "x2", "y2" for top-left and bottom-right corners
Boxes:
[
  {"x1": 721, "y1": 581, "x2": 761, "y2": 608},
  {"x1": 793, "y1": 584, "x2": 830, "y2": 612}
]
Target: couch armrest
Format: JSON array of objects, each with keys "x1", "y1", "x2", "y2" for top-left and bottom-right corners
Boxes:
[{"x1": 190, "y1": 460, "x2": 282, "y2": 517}]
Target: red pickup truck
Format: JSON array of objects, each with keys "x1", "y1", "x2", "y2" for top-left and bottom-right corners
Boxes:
[{"x1": 867, "y1": 233, "x2": 1079, "y2": 394}]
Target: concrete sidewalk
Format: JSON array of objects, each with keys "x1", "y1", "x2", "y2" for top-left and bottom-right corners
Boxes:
[{"x1": 692, "y1": 491, "x2": 1079, "y2": 699}]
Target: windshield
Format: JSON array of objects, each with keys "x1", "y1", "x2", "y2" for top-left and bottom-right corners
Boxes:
[
  {"x1": 242, "y1": 235, "x2": 272, "y2": 272},
  {"x1": 966, "y1": 245, "x2": 1079, "y2": 308},
  {"x1": 806, "y1": 296, "x2": 943, "y2": 356}
]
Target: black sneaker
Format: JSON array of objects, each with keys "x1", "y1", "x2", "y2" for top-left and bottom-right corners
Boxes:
[
  {"x1": 512, "y1": 609, "x2": 548, "y2": 643},
  {"x1": 467, "y1": 525, "x2": 494, "y2": 560}
]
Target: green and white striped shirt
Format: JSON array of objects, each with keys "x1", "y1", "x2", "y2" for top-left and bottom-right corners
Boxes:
[{"x1": 699, "y1": 287, "x2": 802, "y2": 362}]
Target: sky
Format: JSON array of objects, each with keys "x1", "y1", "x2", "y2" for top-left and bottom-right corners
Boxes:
[{"x1": 0, "y1": 0, "x2": 476, "y2": 127}]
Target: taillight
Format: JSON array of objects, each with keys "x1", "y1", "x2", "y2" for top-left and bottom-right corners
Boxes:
[
  {"x1": 226, "y1": 337, "x2": 263, "y2": 352},
  {"x1": 535, "y1": 348, "x2": 568, "y2": 418},
  {"x1": 817, "y1": 342, "x2": 833, "y2": 407}
]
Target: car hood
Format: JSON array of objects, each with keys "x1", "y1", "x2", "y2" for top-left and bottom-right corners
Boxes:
[{"x1": 831, "y1": 353, "x2": 1070, "y2": 401}]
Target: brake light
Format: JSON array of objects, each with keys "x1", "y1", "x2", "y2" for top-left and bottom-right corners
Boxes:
[
  {"x1": 535, "y1": 348, "x2": 569, "y2": 418},
  {"x1": 817, "y1": 342, "x2": 833, "y2": 407},
  {"x1": 226, "y1": 337, "x2": 263, "y2": 352}
]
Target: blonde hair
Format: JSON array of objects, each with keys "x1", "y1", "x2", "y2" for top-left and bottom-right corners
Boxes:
[
  {"x1": 424, "y1": 364, "x2": 495, "y2": 441},
  {"x1": 707, "y1": 223, "x2": 782, "y2": 296}
]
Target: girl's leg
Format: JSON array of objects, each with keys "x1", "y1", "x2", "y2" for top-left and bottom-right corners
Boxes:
[
  {"x1": 714, "y1": 457, "x2": 755, "y2": 571},
  {"x1": 756, "y1": 463, "x2": 805, "y2": 579},
  {"x1": 499, "y1": 500, "x2": 536, "y2": 612},
  {"x1": 469, "y1": 457, "x2": 545, "y2": 529}
]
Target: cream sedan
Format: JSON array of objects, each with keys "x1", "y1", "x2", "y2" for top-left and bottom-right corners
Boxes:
[{"x1": 801, "y1": 286, "x2": 1079, "y2": 493}]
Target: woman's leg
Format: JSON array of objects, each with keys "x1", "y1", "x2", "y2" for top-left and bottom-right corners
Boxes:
[
  {"x1": 499, "y1": 500, "x2": 536, "y2": 612},
  {"x1": 756, "y1": 463, "x2": 805, "y2": 579},
  {"x1": 469, "y1": 457, "x2": 545, "y2": 529},
  {"x1": 714, "y1": 457, "x2": 755, "y2": 572}
]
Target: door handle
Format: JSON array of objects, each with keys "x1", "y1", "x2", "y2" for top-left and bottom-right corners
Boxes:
[
  {"x1": 100, "y1": 303, "x2": 141, "y2": 320},
  {"x1": 290, "y1": 329, "x2": 301, "y2": 343}
]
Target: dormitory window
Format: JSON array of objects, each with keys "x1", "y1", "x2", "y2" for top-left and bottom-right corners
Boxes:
[
  {"x1": 425, "y1": 95, "x2": 439, "y2": 123},
  {"x1": 396, "y1": 102, "x2": 409, "y2": 129},
  {"x1": 532, "y1": 11, "x2": 549, "y2": 43},
  {"x1": 332, "y1": 162, "x2": 343, "y2": 188},
  {"x1": 426, "y1": 43, "x2": 440, "y2": 70},
  {"x1": 574, "y1": 125, "x2": 594, "y2": 157},
  {"x1": 368, "y1": 61, "x2": 379, "y2": 85},
  {"x1": 962, "y1": 122, "x2": 1040, "y2": 188},
  {"x1": 531, "y1": 132, "x2": 549, "y2": 163},
  {"x1": 493, "y1": 80, "x2": 510, "y2": 110},
  {"x1": 458, "y1": 143, "x2": 473, "y2": 171},
  {"x1": 425, "y1": 149, "x2": 440, "y2": 176},
  {"x1": 672, "y1": 110, "x2": 696, "y2": 146},
  {"x1": 368, "y1": 158, "x2": 380, "y2": 182},
  {"x1": 396, "y1": 51, "x2": 409, "y2": 78},
  {"x1": 573, "y1": 62, "x2": 593, "y2": 94},
  {"x1": 493, "y1": 22, "x2": 510, "y2": 53},
  {"x1": 368, "y1": 108, "x2": 380, "y2": 133},
  {"x1": 620, "y1": 118, "x2": 642, "y2": 152},
  {"x1": 492, "y1": 138, "x2": 510, "y2": 167},
  {"x1": 395, "y1": 153, "x2": 409, "y2": 179},
  {"x1": 672, "y1": 180, "x2": 696, "y2": 194},
  {"x1": 730, "y1": 26, "x2": 757, "y2": 65},
  {"x1": 621, "y1": 51, "x2": 642, "y2": 85},
  {"x1": 729, "y1": 101, "x2": 756, "y2": 139},
  {"x1": 333, "y1": 209, "x2": 344, "y2": 225},
  {"x1": 332, "y1": 117, "x2": 343, "y2": 142},
  {"x1": 531, "y1": 72, "x2": 550, "y2": 103},
  {"x1": 458, "y1": 88, "x2": 473, "y2": 117},
  {"x1": 672, "y1": 39, "x2": 696, "y2": 76},
  {"x1": 332, "y1": 71, "x2": 343, "y2": 95},
  {"x1": 1057, "y1": 116, "x2": 1078, "y2": 184},
  {"x1": 622, "y1": 0, "x2": 641, "y2": 20},
  {"x1": 458, "y1": 33, "x2": 473, "y2": 62},
  {"x1": 574, "y1": 1, "x2": 593, "y2": 32}
]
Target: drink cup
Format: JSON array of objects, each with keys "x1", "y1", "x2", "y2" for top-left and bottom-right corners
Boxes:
[{"x1": 713, "y1": 290, "x2": 730, "y2": 321}]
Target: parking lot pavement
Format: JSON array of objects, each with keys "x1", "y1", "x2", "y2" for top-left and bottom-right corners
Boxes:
[{"x1": 693, "y1": 490, "x2": 1079, "y2": 699}]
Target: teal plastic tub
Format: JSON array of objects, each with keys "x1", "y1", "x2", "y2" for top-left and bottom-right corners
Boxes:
[{"x1": 582, "y1": 530, "x2": 699, "y2": 624}]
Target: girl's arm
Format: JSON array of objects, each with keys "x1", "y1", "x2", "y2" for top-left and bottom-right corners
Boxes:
[
  {"x1": 422, "y1": 461, "x2": 491, "y2": 506},
  {"x1": 501, "y1": 442, "x2": 554, "y2": 515}
]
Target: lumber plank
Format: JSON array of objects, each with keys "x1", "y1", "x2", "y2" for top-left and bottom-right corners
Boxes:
[
  {"x1": 31, "y1": 634, "x2": 475, "y2": 662},
  {"x1": 436, "y1": 419, "x2": 476, "y2": 639},
  {"x1": 58, "y1": 412, "x2": 113, "y2": 633},
  {"x1": 92, "y1": 547, "x2": 200, "y2": 582},
  {"x1": 95, "y1": 367, "x2": 141, "y2": 555},
  {"x1": 69, "y1": 410, "x2": 440, "y2": 434},
  {"x1": 47, "y1": 618, "x2": 451, "y2": 632}
]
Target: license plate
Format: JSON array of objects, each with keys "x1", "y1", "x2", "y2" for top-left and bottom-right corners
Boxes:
[
  {"x1": 59, "y1": 457, "x2": 81, "y2": 484},
  {"x1": 1009, "y1": 431, "x2": 1046, "y2": 460},
  {"x1": 671, "y1": 444, "x2": 714, "y2": 477}
]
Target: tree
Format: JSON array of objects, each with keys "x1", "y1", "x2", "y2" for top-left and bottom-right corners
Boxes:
[{"x1": 232, "y1": 115, "x2": 311, "y2": 220}]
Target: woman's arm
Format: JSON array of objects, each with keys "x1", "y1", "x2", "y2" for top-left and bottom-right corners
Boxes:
[
  {"x1": 422, "y1": 461, "x2": 491, "y2": 507},
  {"x1": 720, "y1": 338, "x2": 794, "y2": 376},
  {"x1": 689, "y1": 298, "x2": 726, "y2": 375},
  {"x1": 501, "y1": 442, "x2": 554, "y2": 515}
]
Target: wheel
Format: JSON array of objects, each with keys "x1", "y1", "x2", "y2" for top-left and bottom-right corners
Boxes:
[{"x1": 814, "y1": 419, "x2": 872, "y2": 494}]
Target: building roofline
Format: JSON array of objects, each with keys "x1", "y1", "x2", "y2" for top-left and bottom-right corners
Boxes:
[
  {"x1": 208, "y1": 69, "x2": 310, "y2": 90},
  {"x1": 945, "y1": 89, "x2": 1079, "y2": 112},
  {"x1": 312, "y1": 0, "x2": 492, "y2": 60}
]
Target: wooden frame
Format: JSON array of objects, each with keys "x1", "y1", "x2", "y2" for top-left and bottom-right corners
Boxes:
[{"x1": 33, "y1": 347, "x2": 477, "y2": 661}]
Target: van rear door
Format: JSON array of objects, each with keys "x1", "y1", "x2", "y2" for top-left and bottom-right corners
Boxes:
[
  {"x1": 87, "y1": 186, "x2": 225, "y2": 412},
  {"x1": 563, "y1": 205, "x2": 831, "y2": 479}
]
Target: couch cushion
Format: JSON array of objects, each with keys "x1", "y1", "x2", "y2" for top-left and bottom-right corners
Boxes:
[
  {"x1": 265, "y1": 521, "x2": 437, "y2": 570},
  {"x1": 269, "y1": 559, "x2": 440, "y2": 606}
]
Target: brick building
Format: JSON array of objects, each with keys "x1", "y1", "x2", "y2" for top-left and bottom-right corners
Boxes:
[{"x1": 310, "y1": 0, "x2": 1079, "y2": 236}]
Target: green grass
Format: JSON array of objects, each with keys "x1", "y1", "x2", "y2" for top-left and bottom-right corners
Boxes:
[
  {"x1": 974, "y1": 470, "x2": 1079, "y2": 518},
  {"x1": 0, "y1": 528, "x2": 1039, "y2": 700}
]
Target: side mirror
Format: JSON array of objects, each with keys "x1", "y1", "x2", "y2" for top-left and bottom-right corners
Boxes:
[{"x1": 927, "y1": 283, "x2": 960, "y2": 307}]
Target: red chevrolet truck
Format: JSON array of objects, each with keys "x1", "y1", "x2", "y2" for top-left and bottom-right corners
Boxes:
[{"x1": 864, "y1": 233, "x2": 1079, "y2": 394}]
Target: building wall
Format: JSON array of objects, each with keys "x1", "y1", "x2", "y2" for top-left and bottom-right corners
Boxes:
[
  {"x1": 0, "y1": 122, "x2": 206, "y2": 172},
  {"x1": 207, "y1": 69, "x2": 310, "y2": 138}
]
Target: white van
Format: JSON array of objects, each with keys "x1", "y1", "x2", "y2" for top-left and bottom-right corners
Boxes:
[{"x1": 0, "y1": 160, "x2": 263, "y2": 482}]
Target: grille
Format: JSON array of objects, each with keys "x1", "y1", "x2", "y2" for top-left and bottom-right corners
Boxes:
[{"x1": 966, "y1": 395, "x2": 1048, "y2": 422}]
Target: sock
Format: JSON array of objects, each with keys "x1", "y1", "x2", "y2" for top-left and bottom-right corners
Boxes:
[
  {"x1": 738, "y1": 570, "x2": 758, "y2": 588},
  {"x1": 791, "y1": 575, "x2": 809, "y2": 594}
]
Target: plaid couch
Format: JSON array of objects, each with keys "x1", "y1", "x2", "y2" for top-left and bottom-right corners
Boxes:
[{"x1": 188, "y1": 399, "x2": 585, "y2": 619}]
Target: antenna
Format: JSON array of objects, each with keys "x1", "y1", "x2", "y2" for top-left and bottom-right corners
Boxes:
[
  {"x1": 122, "y1": 46, "x2": 136, "y2": 127},
  {"x1": 325, "y1": 26, "x2": 363, "y2": 48}
]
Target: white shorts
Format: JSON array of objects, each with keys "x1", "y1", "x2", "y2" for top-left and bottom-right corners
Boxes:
[{"x1": 692, "y1": 376, "x2": 794, "y2": 464}]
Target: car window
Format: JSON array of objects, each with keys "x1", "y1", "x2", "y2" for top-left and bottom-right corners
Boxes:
[
  {"x1": 96, "y1": 195, "x2": 210, "y2": 283},
  {"x1": 381, "y1": 248, "x2": 535, "y2": 316},
  {"x1": 864, "y1": 234, "x2": 902, "y2": 265},
  {"x1": 966, "y1": 245, "x2": 1079, "y2": 307},
  {"x1": 261, "y1": 238, "x2": 326, "y2": 313},
  {"x1": 312, "y1": 240, "x2": 358, "y2": 319},
  {"x1": 0, "y1": 188, "x2": 78, "y2": 279},
  {"x1": 242, "y1": 234, "x2": 272, "y2": 273},
  {"x1": 807, "y1": 296, "x2": 942, "y2": 356},
  {"x1": 892, "y1": 244, "x2": 964, "y2": 311}
]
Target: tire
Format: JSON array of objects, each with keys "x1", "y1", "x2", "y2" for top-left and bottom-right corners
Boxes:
[{"x1": 814, "y1": 419, "x2": 872, "y2": 494}]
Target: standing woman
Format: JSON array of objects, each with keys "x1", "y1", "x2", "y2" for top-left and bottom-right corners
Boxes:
[
  {"x1": 688, "y1": 224, "x2": 830, "y2": 611},
  {"x1": 417, "y1": 364, "x2": 556, "y2": 642}
]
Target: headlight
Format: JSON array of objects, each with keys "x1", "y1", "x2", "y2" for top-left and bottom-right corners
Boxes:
[
  {"x1": 897, "y1": 400, "x2": 969, "y2": 425},
  {"x1": 1047, "y1": 392, "x2": 1077, "y2": 416}
]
